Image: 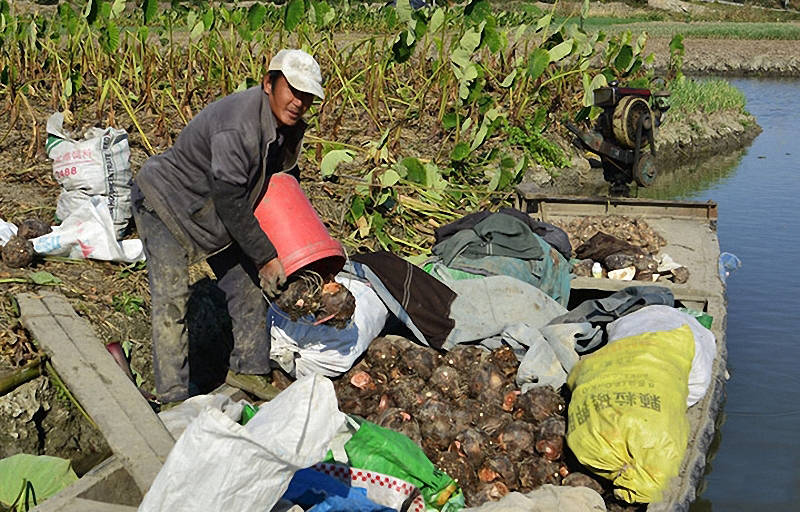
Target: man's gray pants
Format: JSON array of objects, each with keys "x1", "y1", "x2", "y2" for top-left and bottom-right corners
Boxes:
[{"x1": 133, "y1": 199, "x2": 270, "y2": 403}]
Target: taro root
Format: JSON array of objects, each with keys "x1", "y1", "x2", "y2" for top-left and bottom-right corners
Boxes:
[
  {"x1": 417, "y1": 399, "x2": 455, "y2": 450},
  {"x1": 452, "y1": 428, "x2": 488, "y2": 468},
  {"x1": 501, "y1": 387, "x2": 520, "y2": 412},
  {"x1": 436, "y1": 450, "x2": 476, "y2": 490},
  {"x1": 672, "y1": 266, "x2": 690, "y2": 284},
  {"x1": 449, "y1": 407, "x2": 473, "y2": 434},
  {"x1": 274, "y1": 275, "x2": 355, "y2": 328},
  {"x1": 443, "y1": 345, "x2": 485, "y2": 371},
  {"x1": 349, "y1": 370, "x2": 377, "y2": 392},
  {"x1": 366, "y1": 336, "x2": 411, "y2": 371},
  {"x1": 2, "y1": 236, "x2": 35, "y2": 268},
  {"x1": 469, "y1": 361, "x2": 505, "y2": 399},
  {"x1": 604, "y1": 252, "x2": 636, "y2": 271},
  {"x1": 319, "y1": 281, "x2": 356, "y2": 327},
  {"x1": 487, "y1": 346, "x2": 518, "y2": 379},
  {"x1": 571, "y1": 259, "x2": 594, "y2": 277},
  {"x1": 376, "y1": 407, "x2": 422, "y2": 445},
  {"x1": 480, "y1": 454, "x2": 518, "y2": 490},
  {"x1": 468, "y1": 481, "x2": 509, "y2": 506},
  {"x1": 17, "y1": 218, "x2": 51, "y2": 240},
  {"x1": 402, "y1": 345, "x2": 439, "y2": 379},
  {"x1": 514, "y1": 386, "x2": 566, "y2": 423},
  {"x1": 474, "y1": 406, "x2": 511, "y2": 437},
  {"x1": 388, "y1": 376, "x2": 425, "y2": 409},
  {"x1": 517, "y1": 456, "x2": 562, "y2": 490},
  {"x1": 563, "y1": 472, "x2": 605, "y2": 495},
  {"x1": 497, "y1": 420, "x2": 535, "y2": 457},
  {"x1": 430, "y1": 365, "x2": 466, "y2": 400},
  {"x1": 535, "y1": 416, "x2": 566, "y2": 461}
]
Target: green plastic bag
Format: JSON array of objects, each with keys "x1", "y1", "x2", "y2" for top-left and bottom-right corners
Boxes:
[{"x1": 324, "y1": 418, "x2": 463, "y2": 511}]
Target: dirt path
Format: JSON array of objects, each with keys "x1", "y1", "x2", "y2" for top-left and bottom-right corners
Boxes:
[{"x1": 649, "y1": 36, "x2": 800, "y2": 75}]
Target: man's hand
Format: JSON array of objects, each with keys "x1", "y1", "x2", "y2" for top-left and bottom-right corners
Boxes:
[{"x1": 259, "y1": 257, "x2": 286, "y2": 298}]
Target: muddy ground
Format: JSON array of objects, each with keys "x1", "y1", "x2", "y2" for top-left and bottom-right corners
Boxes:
[{"x1": 0, "y1": 31, "x2": 779, "y2": 476}]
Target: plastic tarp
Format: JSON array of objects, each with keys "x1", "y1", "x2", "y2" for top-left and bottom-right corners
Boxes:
[
  {"x1": 31, "y1": 196, "x2": 144, "y2": 263},
  {"x1": 139, "y1": 375, "x2": 346, "y2": 512},
  {"x1": 269, "y1": 276, "x2": 389, "y2": 378},
  {"x1": 606, "y1": 305, "x2": 716, "y2": 406},
  {"x1": 0, "y1": 219, "x2": 17, "y2": 246},
  {"x1": 461, "y1": 484, "x2": 606, "y2": 512},
  {"x1": 157, "y1": 393, "x2": 249, "y2": 439}
]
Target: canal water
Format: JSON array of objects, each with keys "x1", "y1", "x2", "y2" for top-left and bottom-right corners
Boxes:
[{"x1": 645, "y1": 78, "x2": 800, "y2": 511}]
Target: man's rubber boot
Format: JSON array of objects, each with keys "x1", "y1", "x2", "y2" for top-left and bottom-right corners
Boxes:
[{"x1": 225, "y1": 370, "x2": 281, "y2": 401}]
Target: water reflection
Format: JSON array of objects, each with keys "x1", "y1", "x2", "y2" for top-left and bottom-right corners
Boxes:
[{"x1": 638, "y1": 149, "x2": 746, "y2": 201}]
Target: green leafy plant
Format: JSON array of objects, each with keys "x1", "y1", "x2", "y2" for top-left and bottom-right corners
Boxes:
[{"x1": 112, "y1": 293, "x2": 144, "y2": 316}]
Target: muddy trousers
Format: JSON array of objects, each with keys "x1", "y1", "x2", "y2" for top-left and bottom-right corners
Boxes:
[{"x1": 132, "y1": 200, "x2": 271, "y2": 403}]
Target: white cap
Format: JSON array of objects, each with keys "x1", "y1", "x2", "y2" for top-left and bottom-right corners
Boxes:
[{"x1": 268, "y1": 49, "x2": 325, "y2": 100}]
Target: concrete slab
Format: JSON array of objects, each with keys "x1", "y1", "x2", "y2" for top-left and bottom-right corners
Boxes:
[{"x1": 17, "y1": 291, "x2": 174, "y2": 493}]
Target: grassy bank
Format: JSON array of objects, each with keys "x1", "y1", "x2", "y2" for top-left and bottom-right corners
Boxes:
[{"x1": 668, "y1": 77, "x2": 747, "y2": 120}]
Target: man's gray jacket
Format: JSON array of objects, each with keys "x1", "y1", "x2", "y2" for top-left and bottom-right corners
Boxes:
[{"x1": 135, "y1": 85, "x2": 305, "y2": 265}]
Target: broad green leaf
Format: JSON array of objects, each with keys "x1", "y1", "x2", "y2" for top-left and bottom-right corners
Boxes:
[
  {"x1": 143, "y1": 0, "x2": 157, "y2": 24},
  {"x1": 527, "y1": 48, "x2": 550, "y2": 80},
  {"x1": 314, "y1": 1, "x2": 333, "y2": 28},
  {"x1": 320, "y1": 149, "x2": 354, "y2": 177},
  {"x1": 284, "y1": 0, "x2": 305, "y2": 32},
  {"x1": 459, "y1": 25, "x2": 483, "y2": 53},
  {"x1": 379, "y1": 168, "x2": 402, "y2": 187},
  {"x1": 500, "y1": 69, "x2": 516, "y2": 88},
  {"x1": 635, "y1": 32, "x2": 648, "y2": 55},
  {"x1": 190, "y1": 20, "x2": 204, "y2": 42},
  {"x1": 429, "y1": 7, "x2": 444, "y2": 33},
  {"x1": 322, "y1": 6, "x2": 335, "y2": 26},
  {"x1": 450, "y1": 142, "x2": 470, "y2": 162},
  {"x1": 248, "y1": 3, "x2": 267, "y2": 30},
  {"x1": 487, "y1": 167, "x2": 501, "y2": 191},
  {"x1": 350, "y1": 196, "x2": 366, "y2": 221},
  {"x1": 442, "y1": 112, "x2": 458, "y2": 130},
  {"x1": 401, "y1": 157, "x2": 426, "y2": 184},
  {"x1": 0, "y1": 454, "x2": 77, "y2": 509},
  {"x1": 483, "y1": 23, "x2": 502, "y2": 53},
  {"x1": 63, "y1": 77, "x2": 73, "y2": 98},
  {"x1": 110, "y1": 0, "x2": 125, "y2": 19},
  {"x1": 535, "y1": 13, "x2": 551, "y2": 33},
  {"x1": 470, "y1": 122, "x2": 488, "y2": 151},
  {"x1": 548, "y1": 39, "x2": 573, "y2": 63},
  {"x1": 581, "y1": 0, "x2": 590, "y2": 20},
  {"x1": 669, "y1": 33, "x2": 684, "y2": 53},
  {"x1": 395, "y1": 0, "x2": 412, "y2": 24},
  {"x1": 614, "y1": 44, "x2": 633, "y2": 72},
  {"x1": 391, "y1": 31, "x2": 416, "y2": 64},
  {"x1": 203, "y1": 8, "x2": 215, "y2": 30},
  {"x1": 425, "y1": 163, "x2": 447, "y2": 191},
  {"x1": 583, "y1": 73, "x2": 608, "y2": 107},
  {"x1": 464, "y1": 0, "x2": 491, "y2": 25},
  {"x1": 101, "y1": 21, "x2": 120, "y2": 53}
]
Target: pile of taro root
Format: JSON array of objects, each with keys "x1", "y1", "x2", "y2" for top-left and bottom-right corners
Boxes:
[
  {"x1": 1, "y1": 218, "x2": 51, "y2": 268},
  {"x1": 553, "y1": 215, "x2": 689, "y2": 284},
  {"x1": 333, "y1": 336, "x2": 641, "y2": 510}
]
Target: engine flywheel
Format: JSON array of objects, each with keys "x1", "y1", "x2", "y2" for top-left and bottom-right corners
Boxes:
[{"x1": 612, "y1": 96, "x2": 653, "y2": 149}]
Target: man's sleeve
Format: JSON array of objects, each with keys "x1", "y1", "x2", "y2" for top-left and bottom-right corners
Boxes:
[{"x1": 209, "y1": 131, "x2": 276, "y2": 267}]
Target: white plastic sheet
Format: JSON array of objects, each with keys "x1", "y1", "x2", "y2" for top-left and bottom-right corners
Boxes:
[
  {"x1": 0, "y1": 219, "x2": 17, "y2": 246},
  {"x1": 269, "y1": 277, "x2": 388, "y2": 378},
  {"x1": 157, "y1": 393, "x2": 248, "y2": 439},
  {"x1": 461, "y1": 484, "x2": 606, "y2": 512},
  {"x1": 606, "y1": 305, "x2": 716, "y2": 407},
  {"x1": 140, "y1": 375, "x2": 346, "y2": 512},
  {"x1": 31, "y1": 197, "x2": 144, "y2": 263}
]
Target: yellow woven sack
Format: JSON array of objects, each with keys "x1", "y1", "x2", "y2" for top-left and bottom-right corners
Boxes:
[{"x1": 566, "y1": 324, "x2": 694, "y2": 503}]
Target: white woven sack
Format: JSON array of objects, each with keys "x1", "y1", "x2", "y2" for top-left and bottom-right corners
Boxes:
[{"x1": 46, "y1": 112, "x2": 132, "y2": 238}]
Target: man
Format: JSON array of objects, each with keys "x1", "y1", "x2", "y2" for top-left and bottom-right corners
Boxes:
[{"x1": 131, "y1": 49, "x2": 324, "y2": 404}]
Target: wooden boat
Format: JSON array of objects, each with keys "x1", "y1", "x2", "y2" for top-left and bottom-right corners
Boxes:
[{"x1": 515, "y1": 187, "x2": 728, "y2": 512}]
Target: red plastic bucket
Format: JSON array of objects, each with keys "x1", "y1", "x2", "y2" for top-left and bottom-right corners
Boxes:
[{"x1": 254, "y1": 173, "x2": 345, "y2": 278}]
